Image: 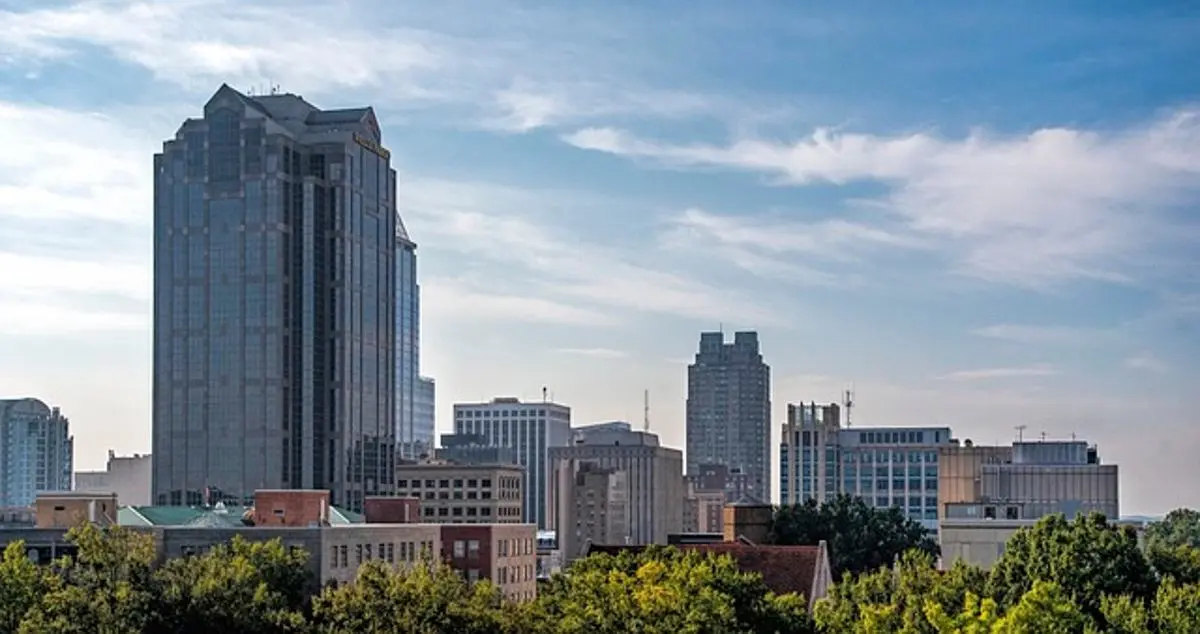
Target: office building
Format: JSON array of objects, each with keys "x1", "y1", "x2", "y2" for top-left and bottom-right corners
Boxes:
[
  {"x1": 685, "y1": 463, "x2": 754, "y2": 504},
  {"x1": 395, "y1": 230, "x2": 420, "y2": 459},
  {"x1": 780, "y1": 401, "x2": 953, "y2": 530},
  {"x1": 940, "y1": 438, "x2": 1118, "y2": 521},
  {"x1": 0, "y1": 398, "x2": 73, "y2": 508},
  {"x1": 549, "y1": 424, "x2": 683, "y2": 545},
  {"x1": 686, "y1": 331, "x2": 771, "y2": 501},
  {"x1": 415, "y1": 377, "x2": 436, "y2": 455},
  {"x1": 75, "y1": 451, "x2": 153, "y2": 507},
  {"x1": 554, "y1": 460, "x2": 628, "y2": 561},
  {"x1": 395, "y1": 459, "x2": 524, "y2": 523},
  {"x1": 453, "y1": 398, "x2": 572, "y2": 529},
  {"x1": 436, "y1": 434, "x2": 517, "y2": 466},
  {"x1": 152, "y1": 84, "x2": 399, "y2": 511}
]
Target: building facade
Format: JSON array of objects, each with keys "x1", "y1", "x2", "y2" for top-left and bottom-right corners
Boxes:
[
  {"x1": 453, "y1": 398, "x2": 572, "y2": 529},
  {"x1": 394, "y1": 232, "x2": 423, "y2": 460},
  {"x1": 0, "y1": 398, "x2": 73, "y2": 508},
  {"x1": 394, "y1": 460, "x2": 524, "y2": 523},
  {"x1": 553, "y1": 460, "x2": 628, "y2": 561},
  {"x1": 686, "y1": 331, "x2": 771, "y2": 502},
  {"x1": 780, "y1": 401, "x2": 953, "y2": 530},
  {"x1": 549, "y1": 424, "x2": 683, "y2": 546},
  {"x1": 415, "y1": 377, "x2": 436, "y2": 455},
  {"x1": 151, "y1": 84, "x2": 399, "y2": 511},
  {"x1": 74, "y1": 451, "x2": 153, "y2": 506}
]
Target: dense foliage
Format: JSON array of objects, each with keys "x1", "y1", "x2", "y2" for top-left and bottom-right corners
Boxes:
[
  {"x1": 770, "y1": 494, "x2": 939, "y2": 576},
  {"x1": 0, "y1": 504, "x2": 1197, "y2": 633}
]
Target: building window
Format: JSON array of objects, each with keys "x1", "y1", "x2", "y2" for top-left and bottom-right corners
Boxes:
[
  {"x1": 339, "y1": 545, "x2": 348, "y2": 567},
  {"x1": 453, "y1": 540, "x2": 466, "y2": 558},
  {"x1": 355, "y1": 544, "x2": 363, "y2": 564},
  {"x1": 467, "y1": 540, "x2": 480, "y2": 559}
]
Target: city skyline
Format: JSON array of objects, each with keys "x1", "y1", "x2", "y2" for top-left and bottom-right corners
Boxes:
[{"x1": 0, "y1": 1, "x2": 1197, "y2": 515}]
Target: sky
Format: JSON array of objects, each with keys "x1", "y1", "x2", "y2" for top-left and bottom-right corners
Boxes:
[{"x1": 1, "y1": 0, "x2": 1198, "y2": 515}]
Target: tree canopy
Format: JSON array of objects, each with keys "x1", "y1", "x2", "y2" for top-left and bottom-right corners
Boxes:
[
  {"x1": 770, "y1": 494, "x2": 939, "y2": 577},
  {"x1": 0, "y1": 504, "x2": 1198, "y2": 633}
]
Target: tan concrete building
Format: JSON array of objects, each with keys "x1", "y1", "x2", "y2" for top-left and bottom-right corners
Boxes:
[
  {"x1": 937, "y1": 443, "x2": 1013, "y2": 519},
  {"x1": 34, "y1": 491, "x2": 118, "y2": 528},
  {"x1": 554, "y1": 460, "x2": 628, "y2": 561},
  {"x1": 549, "y1": 424, "x2": 683, "y2": 546},
  {"x1": 75, "y1": 451, "x2": 152, "y2": 506},
  {"x1": 939, "y1": 501, "x2": 1148, "y2": 570},
  {"x1": 395, "y1": 460, "x2": 524, "y2": 524}
]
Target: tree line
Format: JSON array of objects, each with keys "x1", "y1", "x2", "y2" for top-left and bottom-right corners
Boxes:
[{"x1": 0, "y1": 496, "x2": 1196, "y2": 633}]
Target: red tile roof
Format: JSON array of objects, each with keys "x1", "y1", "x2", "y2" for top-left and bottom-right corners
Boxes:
[{"x1": 586, "y1": 543, "x2": 822, "y2": 599}]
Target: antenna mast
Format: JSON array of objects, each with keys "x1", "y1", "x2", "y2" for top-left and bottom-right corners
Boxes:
[
  {"x1": 843, "y1": 388, "x2": 855, "y2": 428},
  {"x1": 643, "y1": 390, "x2": 650, "y2": 432},
  {"x1": 1015, "y1": 425, "x2": 1027, "y2": 442}
]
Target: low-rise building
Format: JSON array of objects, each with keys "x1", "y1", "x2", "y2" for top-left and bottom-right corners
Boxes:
[
  {"x1": 396, "y1": 459, "x2": 524, "y2": 524},
  {"x1": 74, "y1": 451, "x2": 152, "y2": 506},
  {"x1": 554, "y1": 460, "x2": 629, "y2": 561},
  {"x1": 0, "y1": 490, "x2": 538, "y2": 600}
]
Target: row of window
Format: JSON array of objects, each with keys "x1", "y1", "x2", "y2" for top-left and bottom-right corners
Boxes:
[
  {"x1": 329, "y1": 539, "x2": 435, "y2": 569},
  {"x1": 420, "y1": 504, "x2": 522, "y2": 519}
]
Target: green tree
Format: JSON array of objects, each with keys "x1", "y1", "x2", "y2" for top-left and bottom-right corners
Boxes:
[
  {"x1": 1144, "y1": 510, "x2": 1200, "y2": 551},
  {"x1": 539, "y1": 548, "x2": 813, "y2": 634},
  {"x1": 0, "y1": 542, "x2": 49, "y2": 633},
  {"x1": 770, "y1": 494, "x2": 938, "y2": 577},
  {"x1": 311, "y1": 559, "x2": 520, "y2": 634},
  {"x1": 812, "y1": 550, "x2": 986, "y2": 633},
  {"x1": 987, "y1": 513, "x2": 1156, "y2": 623},
  {"x1": 148, "y1": 537, "x2": 310, "y2": 633},
  {"x1": 1148, "y1": 579, "x2": 1200, "y2": 633},
  {"x1": 993, "y1": 581, "x2": 1090, "y2": 633},
  {"x1": 1146, "y1": 545, "x2": 1200, "y2": 585},
  {"x1": 18, "y1": 524, "x2": 157, "y2": 634}
]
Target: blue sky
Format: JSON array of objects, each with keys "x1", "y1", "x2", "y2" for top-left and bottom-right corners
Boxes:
[{"x1": 1, "y1": 0, "x2": 1197, "y2": 514}]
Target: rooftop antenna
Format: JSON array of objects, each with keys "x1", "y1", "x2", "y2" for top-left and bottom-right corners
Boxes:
[
  {"x1": 542, "y1": 386, "x2": 548, "y2": 403},
  {"x1": 643, "y1": 389, "x2": 650, "y2": 433},
  {"x1": 1015, "y1": 424, "x2": 1027, "y2": 442},
  {"x1": 1040, "y1": 431, "x2": 1047, "y2": 442},
  {"x1": 843, "y1": 387, "x2": 855, "y2": 428}
]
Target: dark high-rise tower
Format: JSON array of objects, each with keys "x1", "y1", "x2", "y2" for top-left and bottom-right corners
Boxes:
[
  {"x1": 152, "y1": 84, "x2": 397, "y2": 511},
  {"x1": 685, "y1": 331, "x2": 771, "y2": 502}
]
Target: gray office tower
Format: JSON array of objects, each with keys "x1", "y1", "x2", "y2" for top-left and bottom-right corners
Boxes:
[
  {"x1": 685, "y1": 331, "x2": 771, "y2": 502},
  {"x1": 152, "y1": 85, "x2": 398, "y2": 511}
]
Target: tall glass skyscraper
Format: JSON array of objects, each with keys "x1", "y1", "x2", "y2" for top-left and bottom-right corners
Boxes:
[
  {"x1": 394, "y1": 232, "x2": 422, "y2": 458},
  {"x1": 685, "y1": 331, "x2": 772, "y2": 502},
  {"x1": 151, "y1": 84, "x2": 397, "y2": 511},
  {"x1": 0, "y1": 398, "x2": 73, "y2": 507}
]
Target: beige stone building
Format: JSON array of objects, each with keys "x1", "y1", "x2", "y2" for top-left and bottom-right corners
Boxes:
[
  {"x1": 75, "y1": 451, "x2": 153, "y2": 506},
  {"x1": 553, "y1": 460, "x2": 628, "y2": 561},
  {"x1": 395, "y1": 460, "x2": 524, "y2": 523},
  {"x1": 937, "y1": 443, "x2": 1013, "y2": 519},
  {"x1": 549, "y1": 424, "x2": 683, "y2": 547}
]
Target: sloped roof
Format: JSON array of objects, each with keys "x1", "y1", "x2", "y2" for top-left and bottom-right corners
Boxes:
[
  {"x1": 118, "y1": 504, "x2": 363, "y2": 527},
  {"x1": 585, "y1": 543, "x2": 823, "y2": 599}
]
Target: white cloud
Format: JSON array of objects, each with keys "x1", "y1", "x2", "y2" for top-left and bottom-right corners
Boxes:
[
  {"x1": 483, "y1": 78, "x2": 722, "y2": 133},
  {"x1": 402, "y1": 177, "x2": 780, "y2": 324},
  {"x1": 0, "y1": 301, "x2": 146, "y2": 335},
  {"x1": 554, "y1": 348, "x2": 629, "y2": 359},
  {"x1": 1125, "y1": 353, "x2": 1168, "y2": 374},
  {"x1": 422, "y1": 278, "x2": 619, "y2": 327},
  {"x1": 563, "y1": 112, "x2": 1200, "y2": 288},
  {"x1": 972, "y1": 324, "x2": 1114, "y2": 346},
  {"x1": 940, "y1": 364, "x2": 1059, "y2": 381}
]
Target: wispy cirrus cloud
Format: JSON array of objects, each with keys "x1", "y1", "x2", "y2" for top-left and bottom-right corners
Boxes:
[
  {"x1": 402, "y1": 177, "x2": 780, "y2": 325},
  {"x1": 563, "y1": 112, "x2": 1200, "y2": 289},
  {"x1": 1125, "y1": 353, "x2": 1169, "y2": 374},
  {"x1": 972, "y1": 323, "x2": 1116, "y2": 346},
  {"x1": 554, "y1": 347, "x2": 629, "y2": 359},
  {"x1": 0, "y1": 1, "x2": 732, "y2": 132},
  {"x1": 940, "y1": 364, "x2": 1059, "y2": 381}
]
